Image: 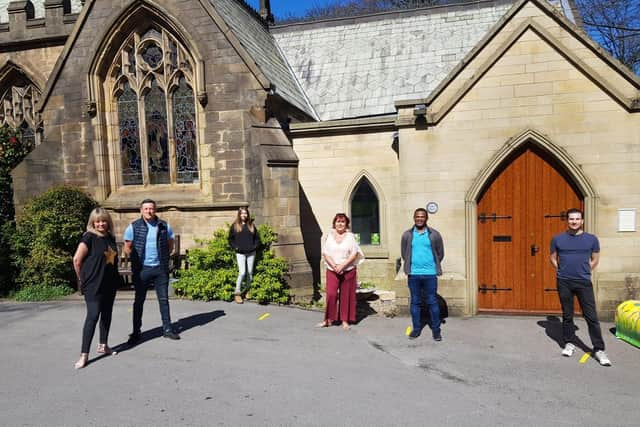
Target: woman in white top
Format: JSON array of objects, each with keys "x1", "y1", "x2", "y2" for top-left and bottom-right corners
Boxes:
[{"x1": 317, "y1": 213, "x2": 364, "y2": 330}]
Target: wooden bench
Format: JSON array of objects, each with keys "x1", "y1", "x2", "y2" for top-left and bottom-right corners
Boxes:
[{"x1": 117, "y1": 235, "x2": 182, "y2": 286}]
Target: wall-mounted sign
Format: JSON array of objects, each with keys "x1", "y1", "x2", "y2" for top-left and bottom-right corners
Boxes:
[
  {"x1": 618, "y1": 208, "x2": 636, "y2": 232},
  {"x1": 426, "y1": 202, "x2": 438, "y2": 214}
]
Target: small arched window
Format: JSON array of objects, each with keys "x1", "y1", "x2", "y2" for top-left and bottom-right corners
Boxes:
[
  {"x1": 109, "y1": 26, "x2": 199, "y2": 186},
  {"x1": 351, "y1": 178, "x2": 380, "y2": 245},
  {"x1": 0, "y1": 78, "x2": 42, "y2": 148}
]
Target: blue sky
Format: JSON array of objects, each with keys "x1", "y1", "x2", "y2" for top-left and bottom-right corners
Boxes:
[{"x1": 246, "y1": 0, "x2": 335, "y2": 19}]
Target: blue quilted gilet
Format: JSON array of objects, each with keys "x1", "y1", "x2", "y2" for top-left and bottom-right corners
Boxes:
[{"x1": 130, "y1": 217, "x2": 170, "y2": 274}]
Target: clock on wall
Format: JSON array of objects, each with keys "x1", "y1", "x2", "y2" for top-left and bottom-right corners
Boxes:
[{"x1": 426, "y1": 202, "x2": 438, "y2": 214}]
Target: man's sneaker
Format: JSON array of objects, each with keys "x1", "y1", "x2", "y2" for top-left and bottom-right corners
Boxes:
[
  {"x1": 127, "y1": 332, "x2": 141, "y2": 346},
  {"x1": 561, "y1": 343, "x2": 576, "y2": 357},
  {"x1": 594, "y1": 350, "x2": 611, "y2": 366},
  {"x1": 408, "y1": 329, "x2": 421, "y2": 340},
  {"x1": 433, "y1": 333, "x2": 442, "y2": 342},
  {"x1": 163, "y1": 330, "x2": 181, "y2": 340}
]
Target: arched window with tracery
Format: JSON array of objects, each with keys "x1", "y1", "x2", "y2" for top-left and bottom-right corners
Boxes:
[
  {"x1": 0, "y1": 78, "x2": 42, "y2": 149},
  {"x1": 351, "y1": 177, "x2": 380, "y2": 245},
  {"x1": 108, "y1": 26, "x2": 199, "y2": 186}
]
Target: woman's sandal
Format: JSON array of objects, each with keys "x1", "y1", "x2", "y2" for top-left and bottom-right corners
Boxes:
[
  {"x1": 315, "y1": 320, "x2": 330, "y2": 328},
  {"x1": 341, "y1": 322, "x2": 351, "y2": 331},
  {"x1": 97, "y1": 344, "x2": 116, "y2": 355},
  {"x1": 74, "y1": 355, "x2": 88, "y2": 370}
]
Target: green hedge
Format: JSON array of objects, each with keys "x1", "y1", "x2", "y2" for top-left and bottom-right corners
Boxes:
[
  {"x1": 0, "y1": 127, "x2": 34, "y2": 294},
  {"x1": 174, "y1": 224, "x2": 290, "y2": 304},
  {"x1": 9, "y1": 186, "x2": 97, "y2": 299}
]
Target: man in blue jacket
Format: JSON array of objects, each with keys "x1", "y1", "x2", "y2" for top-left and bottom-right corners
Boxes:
[
  {"x1": 124, "y1": 199, "x2": 180, "y2": 344},
  {"x1": 401, "y1": 208, "x2": 445, "y2": 341}
]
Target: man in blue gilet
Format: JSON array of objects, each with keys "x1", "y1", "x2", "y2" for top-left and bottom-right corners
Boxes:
[
  {"x1": 550, "y1": 208, "x2": 610, "y2": 366},
  {"x1": 124, "y1": 199, "x2": 180, "y2": 344}
]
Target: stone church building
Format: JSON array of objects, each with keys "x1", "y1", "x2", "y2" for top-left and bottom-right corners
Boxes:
[{"x1": 2, "y1": 0, "x2": 638, "y2": 318}]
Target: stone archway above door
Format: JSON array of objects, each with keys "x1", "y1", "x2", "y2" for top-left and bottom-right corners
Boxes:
[{"x1": 464, "y1": 129, "x2": 599, "y2": 315}]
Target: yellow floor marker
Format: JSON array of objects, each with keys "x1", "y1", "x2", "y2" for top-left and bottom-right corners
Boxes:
[
  {"x1": 405, "y1": 326, "x2": 412, "y2": 336},
  {"x1": 579, "y1": 353, "x2": 590, "y2": 364},
  {"x1": 258, "y1": 313, "x2": 270, "y2": 321}
]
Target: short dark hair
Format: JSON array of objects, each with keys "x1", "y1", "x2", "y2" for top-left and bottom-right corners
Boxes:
[
  {"x1": 140, "y1": 198, "x2": 156, "y2": 207},
  {"x1": 413, "y1": 208, "x2": 428, "y2": 219},
  {"x1": 332, "y1": 213, "x2": 350, "y2": 229},
  {"x1": 566, "y1": 208, "x2": 583, "y2": 219}
]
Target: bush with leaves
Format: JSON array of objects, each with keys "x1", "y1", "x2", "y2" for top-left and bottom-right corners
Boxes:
[
  {"x1": 174, "y1": 223, "x2": 290, "y2": 304},
  {"x1": 10, "y1": 186, "x2": 97, "y2": 299},
  {"x1": 0, "y1": 127, "x2": 35, "y2": 294}
]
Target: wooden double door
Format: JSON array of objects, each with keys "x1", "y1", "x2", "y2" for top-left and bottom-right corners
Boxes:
[{"x1": 477, "y1": 147, "x2": 582, "y2": 313}]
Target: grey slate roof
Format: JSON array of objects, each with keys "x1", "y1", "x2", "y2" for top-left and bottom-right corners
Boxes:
[
  {"x1": 211, "y1": 0, "x2": 317, "y2": 119},
  {"x1": 273, "y1": 0, "x2": 518, "y2": 121},
  {"x1": 0, "y1": 0, "x2": 83, "y2": 23}
]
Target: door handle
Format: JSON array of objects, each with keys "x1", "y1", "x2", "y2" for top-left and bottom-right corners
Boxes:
[{"x1": 530, "y1": 244, "x2": 540, "y2": 256}]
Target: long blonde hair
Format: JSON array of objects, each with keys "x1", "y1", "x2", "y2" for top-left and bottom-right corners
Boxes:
[
  {"x1": 233, "y1": 207, "x2": 255, "y2": 233},
  {"x1": 86, "y1": 207, "x2": 115, "y2": 238}
]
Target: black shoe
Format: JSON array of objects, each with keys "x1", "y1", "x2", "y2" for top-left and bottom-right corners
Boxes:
[
  {"x1": 408, "y1": 329, "x2": 421, "y2": 340},
  {"x1": 163, "y1": 330, "x2": 180, "y2": 340},
  {"x1": 433, "y1": 333, "x2": 442, "y2": 342},
  {"x1": 127, "y1": 332, "x2": 141, "y2": 346}
]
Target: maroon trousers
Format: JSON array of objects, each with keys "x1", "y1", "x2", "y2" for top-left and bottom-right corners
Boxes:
[{"x1": 324, "y1": 268, "x2": 357, "y2": 323}]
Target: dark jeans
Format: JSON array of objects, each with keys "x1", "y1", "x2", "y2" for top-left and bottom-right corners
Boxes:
[
  {"x1": 557, "y1": 278, "x2": 605, "y2": 352},
  {"x1": 81, "y1": 288, "x2": 116, "y2": 353},
  {"x1": 408, "y1": 274, "x2": 440, "y2": 336},
  {"x1": 133, "y1": 266, "x2": 173, "y2": 333}
]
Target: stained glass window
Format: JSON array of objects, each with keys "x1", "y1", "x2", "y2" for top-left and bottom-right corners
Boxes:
[
  {"x1": 351, "y1": 178, "x2": 380, "y2": 245},
  {"x1": 110, "y1": 27, "x2": 197, "y2": 187},
  {"x1": 19, "y1": 122, "x2": 35, "y2": 149},
  {"x1": 172, "y1": 77, "x2": 199, "y2": 183},
  {"x1": 142, "y1": 43, "x2": 163, "y2": 69},
  {"x1": 145, "y1": 80, "x2": 170, "y2": 184},
  {"x1": 0, "y1": 77, "x2": 42, "y2": 146},
  {"x1": 117, "y1": 83, "x2": 143, "y2": 185}
]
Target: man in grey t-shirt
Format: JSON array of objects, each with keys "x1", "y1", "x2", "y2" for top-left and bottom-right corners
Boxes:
[{"x1": 550, "y1": 208, "x2": 610, "y2": 366}]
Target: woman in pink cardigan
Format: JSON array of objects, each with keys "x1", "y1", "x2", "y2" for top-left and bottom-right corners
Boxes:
[{"x1": 317, "y1": 213, "x2": 364, "y2": 330}]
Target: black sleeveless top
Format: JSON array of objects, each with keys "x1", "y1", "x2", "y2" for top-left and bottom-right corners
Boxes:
[{"x1": 79, "y1": 232, "x2": 119, "y2": 296}]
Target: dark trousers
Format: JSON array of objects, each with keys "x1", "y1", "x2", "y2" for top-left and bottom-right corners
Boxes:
[
  {"x1": 324, "y1": 268, "x2": 357, "y2": 323},
  {"x1": 408, "y1": 275, "x2": 440, "y2": 336},
  {"x1": 81, "y1": 289, "x2": 116, "y2": 353},
  {"x1": 133, "y1": 266, "x2": 172, "y2": 333},
  {"x1": 557, "y1": 278, "x2": 605, "y2": 352}
]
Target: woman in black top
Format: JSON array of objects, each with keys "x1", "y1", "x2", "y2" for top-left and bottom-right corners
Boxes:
[
  {"x1": 72, "y1": 208, "x2": 120, "y2": 369},
  {"x1": 228, "y1": 207, "x2": 260, "y2": 304}
]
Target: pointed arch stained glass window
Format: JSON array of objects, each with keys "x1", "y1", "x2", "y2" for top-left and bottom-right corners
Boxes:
[
  {"x1": 117, "y1": 83, "x2": 143, "y2": 185},
  {"x1": 172, "y1": 77, "x2": 198, "y2": 183},
  {"x1": 111, "y1": 26, "x2": 198, "y2": 186}
]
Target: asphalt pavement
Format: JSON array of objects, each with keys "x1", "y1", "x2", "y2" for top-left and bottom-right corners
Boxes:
[{"x1": 0, "y1": 295, "x2": 637, "y2": 427}]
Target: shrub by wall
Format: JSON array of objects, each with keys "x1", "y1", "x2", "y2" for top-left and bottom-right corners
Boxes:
[
  {"x1": 0, "y1": 127, "x2": 35, "y2": 294},
  {"x1": 10, "y1": 186, "x2": 98, "y2": 299},
  {"x1": 174, "y1": 224, "x2": 290, "y2": 304}
]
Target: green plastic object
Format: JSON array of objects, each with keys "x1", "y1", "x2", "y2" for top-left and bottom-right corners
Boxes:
[{"x1": 615, "y1": 300, "x2": 640, "y2": 348}]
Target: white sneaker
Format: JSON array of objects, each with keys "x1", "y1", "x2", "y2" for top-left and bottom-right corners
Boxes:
[
  {"x1": 561, "y1": 343, "x2": 576, "y2": 357},
  {"x1": 594, "y1": 350, "x2": 612, "y2": 366}
]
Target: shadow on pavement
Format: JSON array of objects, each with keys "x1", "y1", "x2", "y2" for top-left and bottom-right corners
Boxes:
[
  {"x1": 111, "y1": 309, "x2": 226, "y2": 354},
  {"x1": 537, "y1": 315, "x2": 590, "y2": 353}
]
